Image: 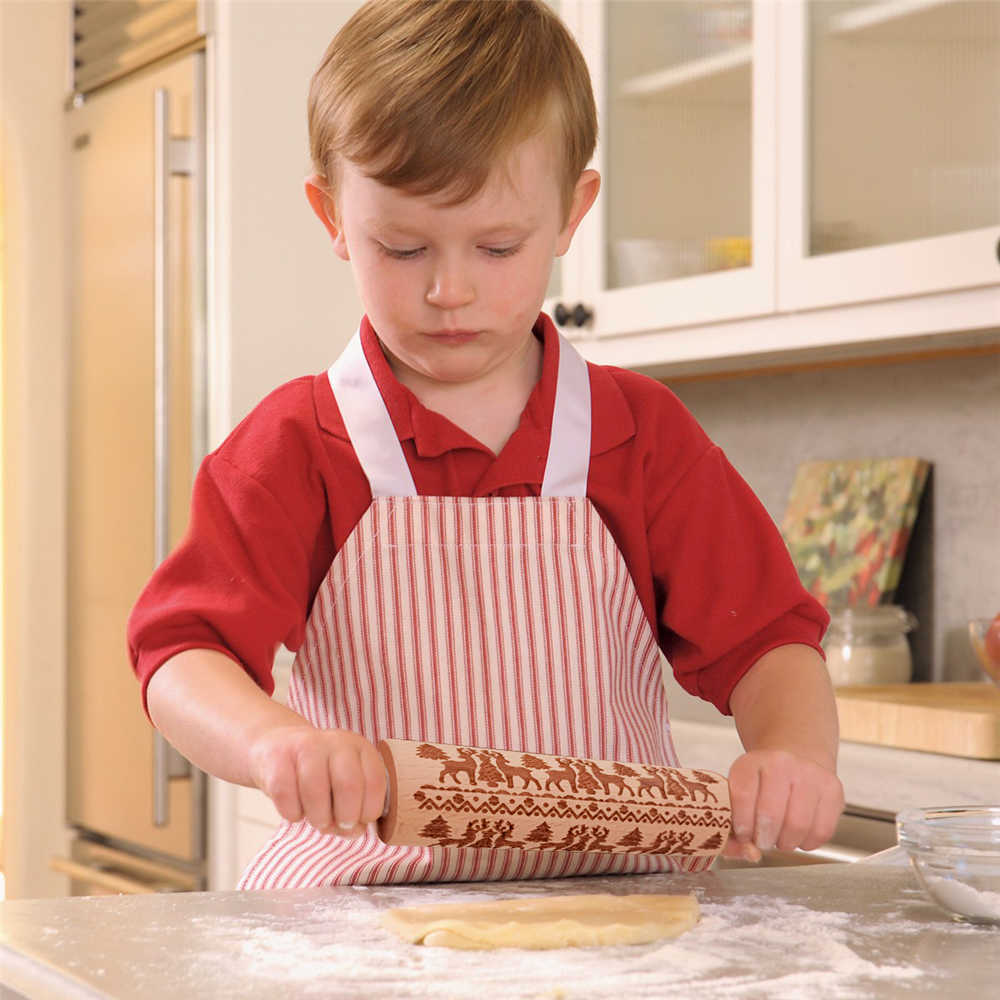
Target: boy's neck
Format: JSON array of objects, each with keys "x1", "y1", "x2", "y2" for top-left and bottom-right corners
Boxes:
[{"x1": 388, "y1": 333, "x2": 544, "y2": 457}]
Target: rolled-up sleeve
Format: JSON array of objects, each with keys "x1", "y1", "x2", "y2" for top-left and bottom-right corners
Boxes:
[
  {"x1": 127, "y1": 384, "x2": 336, "y2": 717},
  {"x1": 650, "y1": 445, "x2": 829, "y2": 715}
]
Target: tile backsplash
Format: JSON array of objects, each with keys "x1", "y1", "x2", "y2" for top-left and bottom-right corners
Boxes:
[{"x1": 666, "y1": 348, "x2": 1000, "y2": 683}]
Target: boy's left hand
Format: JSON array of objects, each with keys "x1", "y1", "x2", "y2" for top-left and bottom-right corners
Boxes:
[{"x1": 721, "y1": 748, "x2": 845, "y2": 861}]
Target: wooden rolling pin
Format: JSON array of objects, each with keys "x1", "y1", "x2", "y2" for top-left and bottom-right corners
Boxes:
[{"x1": 377, "y1": 738, "x2": 731, "y2": 858}]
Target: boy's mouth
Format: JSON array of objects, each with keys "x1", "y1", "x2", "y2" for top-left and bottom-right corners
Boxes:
[{"x1": 425, "y1": 329, "x2": 480, "y2": 345}]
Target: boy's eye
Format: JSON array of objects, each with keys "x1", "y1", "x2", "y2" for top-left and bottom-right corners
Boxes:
[
  {"x1": 376, "y1": 242, "x2": 523, "y2": 259},
  {"x1": 484, "y1": 244, "x2": 523, "y2": 258},
  {"x1": 378, "y1": 243, "x2": 425, "y2": 260}
]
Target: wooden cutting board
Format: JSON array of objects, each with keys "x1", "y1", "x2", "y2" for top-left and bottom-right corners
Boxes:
[{"x1": 835, "y1": 682, "x2": 1000, "y2": 759}]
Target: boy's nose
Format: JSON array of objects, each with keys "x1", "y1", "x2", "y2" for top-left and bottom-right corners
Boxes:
[{"x1": 425, "y1": 263, "x2": 475, "y2": 310}]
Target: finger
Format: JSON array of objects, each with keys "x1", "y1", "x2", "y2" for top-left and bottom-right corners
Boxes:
[
  {"x1": 721, "y1": 836, "x2": 745, "y2": 859},
  {"x1": 263, "y1": 753, "x2": 305, "y2": 824},
  {"x1": 721, "y1": 836, "x2": 763, "y2": 862},
  {"x1": 775, "y1": 782, "x2": 820, "y2": 852},
  {"x1": 727, "y1": 756, "x2": 762, "y2": 846},
  {"x1": 752, "y1": 760, "x2": 794, "y2": 852},
  {"x1": 800, "y1": 778, "x2": 845, "y2": 851},
  {"x1": 296, "y1": 745, "x2": 335, "y2": 833},
  {"x1": 358, "y1": 742, "x2": 388, "y2": 826},
  {"x1": 329, "y1": 746, "x2": 366, "y2": 836}
]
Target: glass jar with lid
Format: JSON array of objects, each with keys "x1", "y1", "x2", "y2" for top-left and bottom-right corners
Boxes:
[{"x1": 821, "y1": 605, "x2": 917, "y2": 687}]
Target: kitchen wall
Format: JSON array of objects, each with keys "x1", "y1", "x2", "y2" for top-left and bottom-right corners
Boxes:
[
  {"x1": 666, "y1": 348, "x2": 1000, "y2": 684},
  {"x1": 1, "y1": 0, "x2": 71, "y2": 898},
  {"x1": 215, "y1": 0, "x2": 362, "y2": 439}
]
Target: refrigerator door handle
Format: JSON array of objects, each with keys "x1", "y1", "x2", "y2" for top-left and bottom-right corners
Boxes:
[{"x1": 152, "y1": 86, "x2": 196, "y2": 828}]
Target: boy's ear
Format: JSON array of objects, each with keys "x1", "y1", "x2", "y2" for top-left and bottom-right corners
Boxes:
[
  {"x1": 305, "y1": 174, "x2": 350, "y2": 260},
  {"x1": 555, "y1": 169, "x2": 601, "y2": 257}
]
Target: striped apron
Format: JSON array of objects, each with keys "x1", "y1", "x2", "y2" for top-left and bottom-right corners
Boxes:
[{"x1": 239, "y1": 329, "x2": 705, "y2": 888}]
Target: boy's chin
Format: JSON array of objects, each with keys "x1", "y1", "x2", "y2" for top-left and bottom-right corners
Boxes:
[
  {"x1": 385, "y1": 345, "x2": 486, "y2": 386},
  {"x1": 413, "y1": 356, "x2": 492, "y2": 385}
]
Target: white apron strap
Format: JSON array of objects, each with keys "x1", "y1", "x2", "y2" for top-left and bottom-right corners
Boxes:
[
  {"x1": 328, "y1": 325, "x2": 592, "y2": 498},
  {"x1": 541, "y1": 331, "x2": 591, "y2": 498},
  {"x1": 327, "y1": 329, "x2": 417, "y2": 498}
]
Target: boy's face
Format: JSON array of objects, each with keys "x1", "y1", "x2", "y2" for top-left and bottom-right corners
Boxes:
[{"x1": 306, "y1": 133, "x2": 599, "y2": 390}]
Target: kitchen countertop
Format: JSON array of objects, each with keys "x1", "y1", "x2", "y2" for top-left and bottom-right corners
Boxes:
[
  {"x1": 2, "y1": 861, "x2": 996, "y2": 999},
  {"x1": 670, "y1": 719, "x2": 1000, "y2": 816}
]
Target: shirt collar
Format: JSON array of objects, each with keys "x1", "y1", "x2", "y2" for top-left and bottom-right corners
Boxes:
[{"x1": 315, "y1": 313, "x2": 636, "y2": 466}]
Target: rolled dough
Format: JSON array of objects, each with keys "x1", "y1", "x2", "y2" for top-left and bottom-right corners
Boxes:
[{"x1": 381, "y1": 892, "x2": 699, "y2": 950}]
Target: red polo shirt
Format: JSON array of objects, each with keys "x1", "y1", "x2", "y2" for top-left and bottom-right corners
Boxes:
[{"x1": 128, "y1": 313, "x2": 827, "y2": 718}]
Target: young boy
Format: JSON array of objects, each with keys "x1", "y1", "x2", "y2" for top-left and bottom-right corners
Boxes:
[{"x1": 129, "y1": 0, "x2": 843, "y2": 889}]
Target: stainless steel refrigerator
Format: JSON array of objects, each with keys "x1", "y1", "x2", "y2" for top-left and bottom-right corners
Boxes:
[{"x1": 56, "y1": 46, "x2": 209, "y2": 894}]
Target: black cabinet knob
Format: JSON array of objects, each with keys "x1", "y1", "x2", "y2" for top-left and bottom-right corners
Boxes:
[{"x1": 554, "y1": 302, "x2": 593, "y2": 328}]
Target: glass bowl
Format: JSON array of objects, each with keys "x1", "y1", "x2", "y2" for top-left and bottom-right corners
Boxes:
[
  {"x1": 896, "y1": 806, "x2": 1000, "y2": 925},
  {"x1": 969, "y1": 618, "x2": 1000, "y2": 686}
]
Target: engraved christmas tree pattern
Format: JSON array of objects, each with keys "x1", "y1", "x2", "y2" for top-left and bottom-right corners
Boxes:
[
  {"x1": 525, "y1": 821, "x2": 553, "y2": 846},
  {"x1": 414, "y1": 811, "x2": 723, "y2": 856},
  {"x1": 473, "y1": 752, "x2": 504, "y2": 788}
]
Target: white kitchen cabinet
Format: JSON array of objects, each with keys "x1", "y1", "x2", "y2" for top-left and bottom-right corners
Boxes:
[
  {"x1": 777, "y1": 0, "x2": 1000, "y2": 311},
  {"x1": 551, "y1": 0, "x2": 1000, "y2": 373},
  {"x1": 548, "y1": 0, "x2": 776, "y2": 340}
]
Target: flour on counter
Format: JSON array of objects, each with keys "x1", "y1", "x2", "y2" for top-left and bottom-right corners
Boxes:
[{"x1": 188, "y1": 892, "x2": 930, "y2": 1000}]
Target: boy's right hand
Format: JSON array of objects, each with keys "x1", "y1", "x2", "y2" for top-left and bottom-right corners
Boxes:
[{"x1": 247, "y1": 725, "x2": 386, "y2": 838}]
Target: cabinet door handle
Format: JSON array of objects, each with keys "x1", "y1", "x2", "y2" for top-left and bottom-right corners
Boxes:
[
  {"x1": 554, "y1": 302, "x2": 594, "y2": 328},
  {"x1": 152, "y1": 86, "x2": 194, "y2": 828}
]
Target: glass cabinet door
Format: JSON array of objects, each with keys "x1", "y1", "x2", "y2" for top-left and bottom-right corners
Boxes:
[
  {"x1": 605, "y1": 1, "x2": 753, "y2": 289},
  {"x1": 778, "y1": 0, "x2": 1000, "y2": 310},
  {"x1": 552, "y1": 0, "x2": 776, "y2": 340}
]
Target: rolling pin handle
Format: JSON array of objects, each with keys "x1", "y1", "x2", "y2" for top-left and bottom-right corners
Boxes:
[{"x1": 381, "y1": 763, "x2": 391, "y2": 819}]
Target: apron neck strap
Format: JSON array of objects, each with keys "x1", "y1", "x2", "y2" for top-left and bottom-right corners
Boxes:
[
  {"x1": 328, "y1": 332, "x2": 418, "y2": 497},
  {"x1": 541, "y1": 329, "x2": 591, "y2": 497},
  {"x1": 327, "y1": 325, "x2": 592, "y2": 498}
]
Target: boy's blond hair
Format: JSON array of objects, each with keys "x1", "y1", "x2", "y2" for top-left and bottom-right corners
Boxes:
[{"x1": 308, "y1": 0, "x2": 597, "y2": 223}]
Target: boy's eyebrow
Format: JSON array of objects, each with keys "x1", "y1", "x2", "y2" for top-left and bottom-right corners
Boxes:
[
  {"x1": 366, "y1": 218, "x2": 539, "y2": 240},
  {"x1": 475, "y1": 222, "x2": 538, "y2": 239}
]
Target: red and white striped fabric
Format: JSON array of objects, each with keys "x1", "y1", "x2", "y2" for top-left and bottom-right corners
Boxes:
[{"x1": 239, "y1": 330, "x2": 708, "y2": 888}]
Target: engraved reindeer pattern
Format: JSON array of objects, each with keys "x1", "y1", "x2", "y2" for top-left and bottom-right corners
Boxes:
[
  {"x1": 543, "y1": 758, "x2": 579, "y2": 793},
  {"x1": 489, "y1": 751, "x2": 542, "y2": 791},
  {"x1": 636, "y1": 771, "x2": 667, "y2": 798},
  {"x1": 438, "y1": 748, "x2": 478, "y2": 785},
  {"x1": 584, "y1": 760, "x2": 628, "y2": 796}
]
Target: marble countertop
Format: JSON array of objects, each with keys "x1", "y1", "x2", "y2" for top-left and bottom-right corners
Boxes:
[
  {"x1": 658, "y1": 665, "x2": 999, "y2": 815},
  {"x1": 2, "y1": 862, "x2": 996, "y2": 999},
  {"x1": 670, "y1": 719, "x2": 999, "y2": 817}
]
